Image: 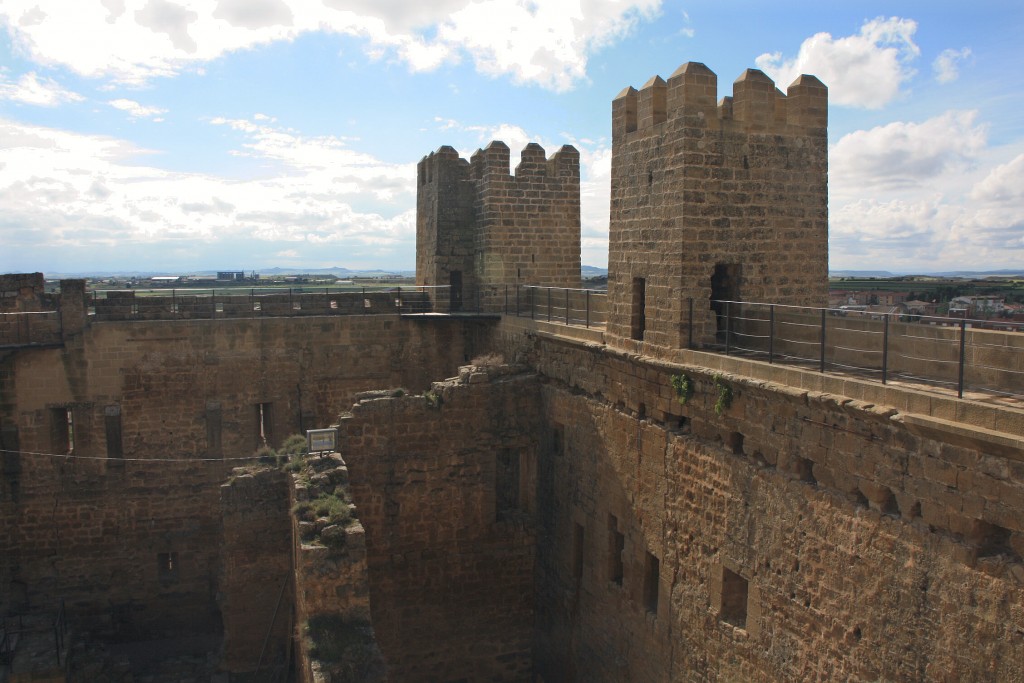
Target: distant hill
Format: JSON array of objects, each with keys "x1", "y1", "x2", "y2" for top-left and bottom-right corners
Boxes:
[{"x1": 831, "y1": 269, "x2": 1023, "y2": 279}]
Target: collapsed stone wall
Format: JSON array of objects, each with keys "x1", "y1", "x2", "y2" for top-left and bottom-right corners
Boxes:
[
  {"x1": 489, "y1": 322, "x2": 1024, "y2": 681},
  {"x1": 606, "y1": 63, "x2": 828, "y2": 349},
  {"x1": 340, "y1": 366, "x2": 542, "y2": 682},
  {"x1": 0, "y1": 313, "x2": 491, "y2": 641}
]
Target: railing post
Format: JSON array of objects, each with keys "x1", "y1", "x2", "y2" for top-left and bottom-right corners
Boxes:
[
  {"x1": 397, "y1": 286, "x2": 403, "y2": 311},
  {"x1": 547, "y1": 288, "x2": 552, "y2": 322},
  {"x1": 958, "y1": 319, "x2": 967, "y2": 399},
  {"x1": 769, "y1": 304, "x2": 775, "y2": 364},
  {"x1": 882, "y1": 314, "x2": 890, "y2": 384},
  {"x1": 504, "y1": 285, "x2": 508, "y2": 314},
  {"x1": 725, "y1": 301, "x2": 731, "y2": 355},
  {"x1": 212, "y1": 289, "x2": 216, "y2": 318},
  {"x1": 531, "y1": 287, "x2": 535, "y2": 320},
  {"x1": 516, "y1": 286, "x2": 520, "y2": 317},
  {"x1": 565, "y1": 289, "x2": 570, "y2": 325},
  {"x1": 586, "y1": 290, "x2": 591, "y2": 328},
  {"x1": 819, "y1": 308, "x2": 827, "y2": 373},
  {"x1": 688, "y1": 298, "x2": 694, "y2": 349}
]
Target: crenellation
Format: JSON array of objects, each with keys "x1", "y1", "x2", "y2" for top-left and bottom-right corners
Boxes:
[{"x1": 731, "y1": 68, "x2": 777, "y2": 128}]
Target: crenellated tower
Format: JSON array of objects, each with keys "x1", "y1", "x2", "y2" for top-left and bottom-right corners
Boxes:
[
  {"x1": 417, "y1": 141, "x2": 581, "y2": 307},
  {"x1": 606, "y1": 62, "x2": 828, "y2": 349}
]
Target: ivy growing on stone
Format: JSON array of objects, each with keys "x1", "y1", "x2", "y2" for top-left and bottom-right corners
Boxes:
[
  {"x1": 713, "y1": 375, "x2": 733, "y2": 416},
  {"x1": 670, "y1": 373, "x2": 694, "y2": 406}
]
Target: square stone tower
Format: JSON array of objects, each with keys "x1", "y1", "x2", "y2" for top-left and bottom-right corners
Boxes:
[
  {"x1": 605, "y1": 62, "x2": 828, "y2": 349},
  {"x1": 416, "y1": 141, "x2": 582, "y2": 308}
]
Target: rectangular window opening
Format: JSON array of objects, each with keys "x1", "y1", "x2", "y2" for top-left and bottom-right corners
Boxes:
[
  {"x1": 644, "y1": 552, "x2": 660, "y2": 613},
  {"x1": 608, "y1": 514, "x2": 624, "y2": 586},
  {"x1": 256, "y1": 402, "x2": 273, "y2": 448},
  {"x1": 205, "y1": 402, "x2": 222, "y2": 458},
  {"x1": 52, "y1": 407, "x2": 74, "y2": 455},
  {"x1": 631, "y1": 277, "x2": 646, "y2": 341},
  {"x1": 158, "y1": 552, "x2": 180, "y2": 582},
  {"x1": 104, "y1": 405, "x2": 123, "y2": 459},
  {"x1": 720, "y1": 567, "x2": 749, "y2": 629},
  {"x1": 495, "y1": 447, "x2": 520, "y2": 520}
]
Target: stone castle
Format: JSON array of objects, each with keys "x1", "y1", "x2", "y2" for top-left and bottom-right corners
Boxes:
[{"x1": 1, "y1": 62, "x2": 1022, "y2": 682}]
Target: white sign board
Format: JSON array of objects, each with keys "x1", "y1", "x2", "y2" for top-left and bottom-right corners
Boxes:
[{"x1": 306, "y1": 428, "x2": 337, "y2": 453}]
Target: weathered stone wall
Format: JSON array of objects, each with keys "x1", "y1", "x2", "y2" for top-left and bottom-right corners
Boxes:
[
  {"x1": 606, "y1": 63, "x2": 828, "y2": 349},
  {"x1": 291, "y1": 455, "x2": 387, "y2": 683},
  {"x1": 490, "y1": 319, "x2": 1024, "y2": 681},
  {"x1": 0, "y1": 455, "x2": 228, "y2": 637},
  {"x1": 220, "y1": 466, "x2": 293, "y2": 675},
  {"x1": 417, "y1": 141, "x2": 582, "y2": 297},
  {"x1": 340, "y1": 367, "x2": 541, "y2": 682},
  {"x1": 0, "y1": 312, "x2": 491, "y2": 637}
]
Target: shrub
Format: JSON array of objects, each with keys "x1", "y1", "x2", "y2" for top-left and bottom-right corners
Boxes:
[
  {"x1": 713, "y1": 374, "x2": 733, "y2": 415},
  {"x1": 670, "y1": 374, "x2": 693, "y2": 406}
]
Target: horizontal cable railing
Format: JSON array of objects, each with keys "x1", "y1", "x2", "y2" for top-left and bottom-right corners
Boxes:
[{"x1": 708, "y1": 299, "x2": 1024, "y2": 400}]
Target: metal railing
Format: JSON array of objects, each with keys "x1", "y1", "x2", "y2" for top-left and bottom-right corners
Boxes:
[
  {"x1": 495, "y1": 284, "x2": 607, "y2": 328},
  {"x1": 0, "y1": 311, "x2": 62, "y2": 347},
  {"x1": 707, "y1": 299, "x2": 1024, "y2": 400}
]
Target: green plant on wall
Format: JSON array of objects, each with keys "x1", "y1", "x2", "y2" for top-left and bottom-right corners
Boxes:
[
  {"x1": 713, "y1": 374, "x2": 733, "y2": 415},
  {"x1": 670, "y1": 373, "x2": 694, "y2": 406}
]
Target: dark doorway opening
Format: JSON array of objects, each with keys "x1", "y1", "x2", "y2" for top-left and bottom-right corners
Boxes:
[{"x1": 710, "y1": 264, "x2": 741, "y2": 341}]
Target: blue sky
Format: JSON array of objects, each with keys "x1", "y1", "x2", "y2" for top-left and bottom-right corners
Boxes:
[{"x1": 1, "y1": 1, "x2": 1022, "y2": 275}]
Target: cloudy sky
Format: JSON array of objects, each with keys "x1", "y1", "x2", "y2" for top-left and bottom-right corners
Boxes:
[{"x1": 1, "y1": 1, "x2": 1022, "y2": 275}]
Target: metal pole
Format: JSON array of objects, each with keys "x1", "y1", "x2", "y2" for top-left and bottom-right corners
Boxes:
[
  {"x1": 516, "y1": 286, "x2": 520, "y2": 317},
  {"x1": 769, "y1": 305, "x2": 775, "y2": 364},
  {"x1": 957, "y1": 319, "x2": 967, "y2": 398},
  {"x1": 531, "y1": 287, "x2": 535, "y2": 319},
  {"x1": 882, "y1": 314, "x2": 890, "y2": 384},
  {"x1": 504, "y1": 284, "x2": 508, "y2": 314},
  {"x1": 819, "y1": 308, "x2": 827, "y2": 373},
  {"x1": 725, "y1": 302, "x2": 731, "y2": 355},
  {"x1": 565, "y1": 289, "x2": 570, "y2": 325},
  {"x1": 547, "y1": 288, "x2": 552, "y2": 322},
  {"x1": 586, "y1": 290, "x2": 591, "y2": 328}
]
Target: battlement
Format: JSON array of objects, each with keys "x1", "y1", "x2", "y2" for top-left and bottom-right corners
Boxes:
[
  {"x1": 613, "y1": 61, "x2": 827, "y2": 140},
  {"x1": 417, "y1": 140, "x2": 582, "y2": 291},
  {"x1": 418, "y1": 141, "x2": 580, "y2": 186}
]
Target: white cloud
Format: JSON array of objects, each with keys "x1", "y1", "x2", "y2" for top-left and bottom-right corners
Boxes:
[
  {"x1": 829, "y1": 113, "x2": 1024, "y2": 272},
  {"x1": 0, "y1": 71, "x2": 84, "y2": 106},
  {"x1": 831, "y1": 111, "x2": 986, "y2": 196},
  {"x1": 0, "y1": 0, "x2": 661, "y2": 90},
  {"x1": 0, "y1": 116, "x2": 418, "y2": 270},
  {"x1": 970, "y1": 153, "x2": 1024, "y2": 204},
  {"x1": 756, "y1": 16, "x2": 919, "y2": 108},
  {"x1": 108, "y1": 98, "x2": 167, "y2": 119},
  {"x1": 933, "y1": 47, "x2": 971, "y2": 84}
]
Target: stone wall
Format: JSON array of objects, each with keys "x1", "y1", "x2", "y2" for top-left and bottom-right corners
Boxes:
[
  {"x1": 340, "y1": 367, "x2": 541, "y2": 682},
  {"x1": 220, "y1": 466, "x2": 293, "y2": 675},
  {"x1": 0, "y1": 312, "x2": 492, "y2": 640},
  {"x1": 606, "y1": 62, "x2": 828, "y2": 349},
  {"x1": 417, "y1": 141, "x2": 582, "y2": 299},
  {"x1": 489, "y1": 318, "x2": 1024, "y2": 681}
]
